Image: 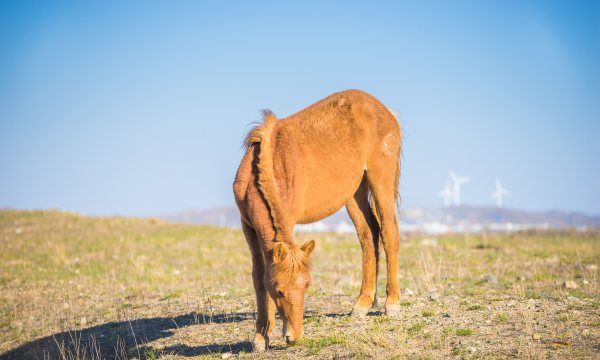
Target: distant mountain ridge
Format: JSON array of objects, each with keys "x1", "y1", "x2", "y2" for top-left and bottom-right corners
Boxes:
[{"x1": 159, "y1": 205, "x2": 600, "y2": 230}]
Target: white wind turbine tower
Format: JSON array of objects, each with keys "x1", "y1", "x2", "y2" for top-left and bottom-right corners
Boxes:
[
  {"x1": 449, "y1": 171, "x2": 470, "y2": 207},
  {"x1": 438, "y1": 181, "x2": 453, "y2": 208},
  {"x1": 491, "y1": 180, "x2": 511, "y2": 208}
]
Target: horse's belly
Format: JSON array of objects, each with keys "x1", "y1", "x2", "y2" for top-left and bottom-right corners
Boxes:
[{"x1": 296, "y1": 164, "x2": 364, "y2": 224}]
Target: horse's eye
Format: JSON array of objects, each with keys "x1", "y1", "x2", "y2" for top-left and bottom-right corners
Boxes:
[{"x1": 276, "y1": 289, "x2": 284, "y2": 297}]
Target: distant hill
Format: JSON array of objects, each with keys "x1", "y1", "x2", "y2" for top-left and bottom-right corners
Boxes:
[{"x1": 159, "y1": 205, "x2": 600, "y2": 230}]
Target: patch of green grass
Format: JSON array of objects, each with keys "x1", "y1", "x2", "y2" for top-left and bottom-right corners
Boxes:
[
  {"x1": 496, "y1": 313, "x2": 509, "y2": 323},
  {"x1": 298, "y1": 334, "x2": 345, "y2": 355},
  {"x1": 143, "y1": 346, "x2": 161, "y2": 360},
  {"x1": 373, "y1": 316, "x2": 392, "y2": 324},
  {"x1": 160, "y1": 289, "x2": 183, "y2": 301},
  {"x1": 422, "y1": 308, "x2": 435, "y2": 317},
  {"x1": 441, "y1": 327, "x2": 454, "y2": 336},
  {"x1": 467, "y1": 304, "x2": 485, "y2": 311},
  {"x1": 400, "y1": 300, "x2": 412, "y2": 307},
  {"x1": 407, "y1": 321, "x2": 426, "y2": 334},
  {"x1": 456, "y1": 328, "x2": 473, "y2": 336},
  {"x1": 304, "y1": 315, "x2": 324, "y2": 325},
  {"x1": 451, "y1": 347, "x2": 463, "y2": 356}
]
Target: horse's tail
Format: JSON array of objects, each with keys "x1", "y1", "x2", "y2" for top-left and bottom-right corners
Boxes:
[
  {"x1": 387, "y1": 107, "x2": 402, "y2": 212},
  {"x1": 244, "y1": 110, "x2": 289, "y2": 243}
]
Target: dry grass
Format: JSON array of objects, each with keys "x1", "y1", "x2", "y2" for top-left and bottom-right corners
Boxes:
[{"x1": 1, "y1": 210, "x2": 599, "y2": 359}]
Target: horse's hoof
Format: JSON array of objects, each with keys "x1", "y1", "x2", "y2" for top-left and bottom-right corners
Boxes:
[
  {"x1": 351, "y1": 307, "x2": 369, "y2": 318},
  {"x1": 252, "y1": 336, "x2": 268, "y2": 352},
  {"x1": 385, "y1": 305, "x2": 401, "y2": 317}
]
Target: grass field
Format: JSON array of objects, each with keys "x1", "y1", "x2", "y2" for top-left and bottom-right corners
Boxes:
[{"x1": 1, "y1": 210, "x2": 598, "y2": 359}]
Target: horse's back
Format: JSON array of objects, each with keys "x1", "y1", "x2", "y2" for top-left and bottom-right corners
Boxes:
[{"x1": 273, "y1": 90, "x2": 399, "y2": 223}]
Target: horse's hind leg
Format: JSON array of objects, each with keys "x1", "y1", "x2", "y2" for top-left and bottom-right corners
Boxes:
[
  {"x1": 366, "y1": 157, "x2": 401, "y2": 316},
  {"x1": 242, "y1": 222, "x2": 275, "y2": 351},
  {"x1": 346, "y1": 175, "x2": 380, "y2": 317}
]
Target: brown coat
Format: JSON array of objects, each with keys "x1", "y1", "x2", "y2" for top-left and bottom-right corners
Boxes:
[{"x1": 233, "y1": 89, "x2": 402, "y2": 351}]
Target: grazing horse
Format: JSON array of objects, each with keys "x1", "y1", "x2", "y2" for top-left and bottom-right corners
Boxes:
[{"x1": 233, "y1": 89, "x2": 401, "y2": 351}]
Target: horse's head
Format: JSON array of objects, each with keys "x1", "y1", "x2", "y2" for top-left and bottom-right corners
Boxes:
[{"x1": 266, "y1": 240, "x2": 315, "y2": 344}]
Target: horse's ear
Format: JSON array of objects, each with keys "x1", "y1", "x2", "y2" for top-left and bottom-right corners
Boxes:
[
  {"x1": 273, "y1": 242, "x2": 288, "y2": 263},
  {"x1": 300, "y1": 240, "x2": 316, "y2": 256}
]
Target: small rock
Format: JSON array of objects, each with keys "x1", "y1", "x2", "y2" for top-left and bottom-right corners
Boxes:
[
  {"x1": 532, "y1": 333, "x2": 541, "y2": 340},
  {"x1": 563, "y1": 281, "x2": 578, "y2": 289},
  {"x1": 582, "y1": 329, "x2": 590, "y2": 337},
  {"x1": 428, "y1": 292, "x2": 440, "y2": 301},
  {"x1": 404, "y1": 288, "x2": 414, "y2": 296},
  {"x1": 582, "y1": 279, "x2": 590, "y2": 285},
  {"x1": 15, "y1": 228, "x2": 22, "y2": 235},
  {"x1": 79, "y1": 317, "x2": 87, "y2": 326},
  {"x1": 468, "y1": 347, "x2": 477, "y2": 353},
  {"x1": 483, "y1": 274, "x2": 498, "y2": 284},
  {"x1": 485, "y1": 319, "x2": 491, "y2": 324},
  {"x1": 586, "y1": 264, "x2": 598, "y2": 271},
  {"x1": 221, "y1": 353, "x2": 232, "y2": 359}
]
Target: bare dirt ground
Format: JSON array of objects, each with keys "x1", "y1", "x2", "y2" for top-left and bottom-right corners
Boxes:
[{"x1": 1, "y1": 210, "x2": 598, "y2": 359}]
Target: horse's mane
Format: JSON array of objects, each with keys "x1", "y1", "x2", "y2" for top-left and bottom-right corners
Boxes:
[
  {"x1": 244, "y1": 110, "x2": 291, "y2": 243},
  {"x1": 271, "y1": 245, "x2": 311, "y2": 284}
]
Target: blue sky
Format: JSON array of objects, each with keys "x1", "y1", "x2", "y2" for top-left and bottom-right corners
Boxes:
[{"x1": 1, "y1": 1, "x2": 599, "y2": 216}]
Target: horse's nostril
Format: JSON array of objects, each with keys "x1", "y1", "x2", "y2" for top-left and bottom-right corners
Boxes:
[{"x1": 285, "y1": 335, "x2": 296, "y2": 345}]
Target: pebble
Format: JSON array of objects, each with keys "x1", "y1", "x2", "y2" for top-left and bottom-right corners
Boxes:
[
  {"x1": 221, "y1": 353, "x2": 232, "y2": 359},
  {"x1": 563, "y1": 280, "x2": 578, "y2": 289},
  {"x1": 468, "y1": 347, "x2": 477, "y2": 353},
  {"x1": 582, "y1": 329, "x2": 590, "y2": 337},
  {"x1": 582, "y1": 279, "x2": 590, "y2": 285},
  {"x1": 532, "y1": 333, "x2": 541, "y2": 340},
  {"x1": 483, "y1": 274, "x2": 498, "y2": 284}
]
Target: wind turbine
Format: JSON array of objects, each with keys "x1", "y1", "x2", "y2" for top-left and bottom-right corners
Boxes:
[
  {"x1": 491, "y1": 180, "x2": 511, "y2": 208},
  {"x1": 438, "y1": 181, "x2": 453, "y2": 208},
  {"x1": 449, "y1": 171, "x2": 470, "y2": 207}
]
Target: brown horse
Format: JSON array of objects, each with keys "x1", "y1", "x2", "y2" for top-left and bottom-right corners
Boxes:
[{"x1": 233, "y1": 89, "x2": 401, "y2": 351}]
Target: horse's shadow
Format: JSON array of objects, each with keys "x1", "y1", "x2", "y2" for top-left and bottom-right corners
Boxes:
[{"x1": 0, "y1": 312, "x2": 254, "y2": 359}]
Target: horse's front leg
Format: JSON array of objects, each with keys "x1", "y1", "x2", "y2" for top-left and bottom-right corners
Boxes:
[{"x1": 242, "y1": 223, "x2": 275, "y2": 351}]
